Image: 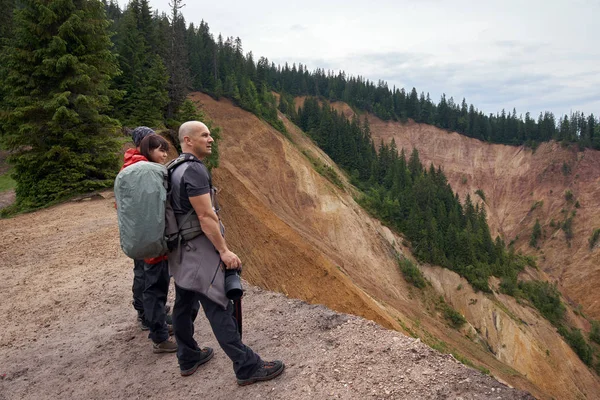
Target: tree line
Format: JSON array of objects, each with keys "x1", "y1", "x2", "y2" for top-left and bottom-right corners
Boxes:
[{"x1": 102, "y1": 0, "x2": 599, "y2": 149}]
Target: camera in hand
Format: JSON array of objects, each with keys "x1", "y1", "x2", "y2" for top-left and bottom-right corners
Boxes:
[{"x1": 224, "y1": 268, "x2": 243, "y2": 300}]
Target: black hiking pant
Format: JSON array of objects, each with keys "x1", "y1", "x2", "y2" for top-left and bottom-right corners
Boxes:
[
  {"x1": 132, "y1": 259, "x2": 145, "y2": 320},
  {"x1": 173, "y1": 284, "x2": 261, "y2": 378},
  {"x1": 143, "y1": 259, "x2": 170, "y2": 344}
]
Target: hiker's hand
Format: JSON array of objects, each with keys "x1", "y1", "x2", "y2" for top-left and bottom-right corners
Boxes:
[{"x1": 221, "y1": 250, "x2": 242, "y2": 270}]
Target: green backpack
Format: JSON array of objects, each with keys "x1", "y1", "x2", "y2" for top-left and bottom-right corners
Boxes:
[
  {"x1": 114, "y1": 161, "x2": 170, "y2": 259},
  {"x1": 114, "y1": 155, "x2": 208, "y2": 260}
]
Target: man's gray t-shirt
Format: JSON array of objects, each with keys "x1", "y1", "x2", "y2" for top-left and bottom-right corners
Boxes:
[{"x1": 170, "y1": 154, "x2": 211, "y2": 215}]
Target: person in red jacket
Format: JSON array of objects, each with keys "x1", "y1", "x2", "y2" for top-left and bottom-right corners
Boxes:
[{"x1": 123, "y1": 127, "x2": 176, "y2": 353}]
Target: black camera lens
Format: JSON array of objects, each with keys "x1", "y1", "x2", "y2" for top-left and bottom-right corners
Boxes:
[{"x1": 224, "y1": 269, "x2": 243, "y2": 300}]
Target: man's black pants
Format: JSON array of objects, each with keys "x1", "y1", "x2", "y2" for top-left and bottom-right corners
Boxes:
[
  {"x1": 173, "y1": 284, "x2": 261, "y2": 378},
  {"x1": 143, "y1": 260, "x2": 170, "y2": 344},
  {"x1": 132, "y1": 259, "x2": 145, "y2": 320}
]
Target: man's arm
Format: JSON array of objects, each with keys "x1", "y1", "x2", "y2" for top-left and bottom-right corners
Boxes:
[{"x1": 189, "y1": 193, "x2": 241, "y2": 270}]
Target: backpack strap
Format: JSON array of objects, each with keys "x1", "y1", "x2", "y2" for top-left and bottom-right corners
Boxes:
[{"x1": 165, "y1": 153, "x2": 215, "y2": 252}]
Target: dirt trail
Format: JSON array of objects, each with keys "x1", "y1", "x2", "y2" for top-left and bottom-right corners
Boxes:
[{"x1": 0, "y1": 195, "x2": 532, "y2": 399}]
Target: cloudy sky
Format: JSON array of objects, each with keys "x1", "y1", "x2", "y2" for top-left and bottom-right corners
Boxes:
[{"x1": 123, "y1": 0, "x2": 599, "y2": 119}]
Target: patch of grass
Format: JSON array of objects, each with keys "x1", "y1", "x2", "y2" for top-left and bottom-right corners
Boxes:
[
  {"x1": 0, "y1": 171, "x2": 16, "y2": 192},
  {"x1": 396, "y1": 318, "x2": 418, "y2": 338},
  {"x1": 301, "y1": 150, "x2": 343, "y2": 188},
  {"x1": 451, "y1": 351, "x2": 490, "y2": 375}
]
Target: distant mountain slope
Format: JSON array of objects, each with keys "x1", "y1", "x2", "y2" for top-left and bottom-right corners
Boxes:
[{"x1": 363, "y1": 110, "x2": 600, "y2": 321}]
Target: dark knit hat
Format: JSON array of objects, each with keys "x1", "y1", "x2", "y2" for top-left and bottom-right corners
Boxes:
[{"x1": 131, "y1": 126, "x2": 155, "y2": 147}]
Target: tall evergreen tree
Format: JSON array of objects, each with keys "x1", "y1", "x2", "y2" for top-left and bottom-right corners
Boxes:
[
  {"x1": 1, "y1": 0, "x2": 122, "y2": 210},
  {"x1": 165, "y1": 0, "x2": 190, "y2": 118}
]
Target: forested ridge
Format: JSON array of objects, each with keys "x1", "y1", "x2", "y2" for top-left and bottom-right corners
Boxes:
[{"x1": 99, "y1": 0, "x2": 599, "y2": 150}]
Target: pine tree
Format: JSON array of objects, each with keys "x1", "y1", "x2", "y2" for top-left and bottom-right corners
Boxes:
[
  {"x1": 131, "y1": 54, "x2": 169, "y2": 127},
  {"x1": 165, "y1": 0, "x2": 190, "y2": 118},
  {"x1": 1, "y1": 0, "x2": 122, "y2": 211}
]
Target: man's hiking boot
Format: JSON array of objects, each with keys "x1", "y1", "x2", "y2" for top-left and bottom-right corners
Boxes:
[
  {"x1": 152, "y1": 339, "x2": 178, "y2": 353},
  {"x1": 180, "y1": 347, "x2": 214, "y2": 377},
  {"x1": 237, "y1": 360, "x2": 285, "y2": 386},
  {"x1": 138, "y1": 317, "x2": 150, "y2": 331}
]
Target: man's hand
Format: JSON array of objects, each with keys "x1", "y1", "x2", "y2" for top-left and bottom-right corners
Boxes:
[{"x1": 221, "y1": 250, "x2": 242, "y2": 270}]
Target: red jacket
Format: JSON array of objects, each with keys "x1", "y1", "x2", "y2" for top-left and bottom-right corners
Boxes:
[
  {"x1": 121, "y1": 148, "x2": 148, "y2": 169},
  {"x1": 120, "y1": 149, "x2": 168, "y2": 265}
]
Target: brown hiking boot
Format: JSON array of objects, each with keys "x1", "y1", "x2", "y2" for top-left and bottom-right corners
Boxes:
[
  {"x1": 152, "y1": 339, "x2": 178, "y2": 353},
  {"x1": 180, "y1": 347, "x2": 214, "y2": 377},
  {"x1": 237, "y1": 360, "x2": 285, "y2": 386}
]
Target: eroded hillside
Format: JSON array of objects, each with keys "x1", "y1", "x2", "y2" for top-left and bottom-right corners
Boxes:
[
  {"x1": 189, "y1": 93, "x2": 600, "y2": 399},
  {"x1": 360, "y1": 108, "x2": 600, "y2": 322}
]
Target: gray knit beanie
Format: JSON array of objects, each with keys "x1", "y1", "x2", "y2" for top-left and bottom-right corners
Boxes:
[{"x1": 131, "y1": 126, "x2": 155, "y2": 147}]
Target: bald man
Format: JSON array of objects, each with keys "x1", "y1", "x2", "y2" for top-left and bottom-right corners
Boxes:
[{"x1": 168, "y1": 121, "x2": 284, "y2": 384}]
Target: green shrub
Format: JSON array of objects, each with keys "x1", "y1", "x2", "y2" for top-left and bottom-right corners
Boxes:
[
  {"x1": 0, "y1": 171, "x2": 16, "y2": 192},
  {"x1": 530, "y1": 200, "x2": 544, "y2": 212},
  {"x1": 443, "y1": 305, "x2": 467, "y2": 329},
  {"x1": 562, "y1": 216, "x2": 574, "y2": 241},
  {"x1": 589, "y1": 229, "x2": 600, "y2": 250},
  {"x1": 518, "y1": 280, "x2": 565, "y2": 325},
  {"x1": 475, "y1": 189, "x2": 486, "y2": 202},
  {"x1": 530, "y1": 219, "x2": 542, "y2": 248},
  {"x1": 398, "y1": 258, "x2": 427, "y2": 289},
  {"x1": 565, "y1": 189, "x2": 574, "y2": 202},
  {"x1": 558, "y1": 326, "x2": 592, "y2": 366},
  {"x1": 590, "y1": 321, "x2": 600, "y2": 345}
]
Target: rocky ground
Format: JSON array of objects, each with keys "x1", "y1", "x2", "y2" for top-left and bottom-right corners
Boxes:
[{"x1": 0, "y1": 193, "x2": 535, "y2": 399}]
